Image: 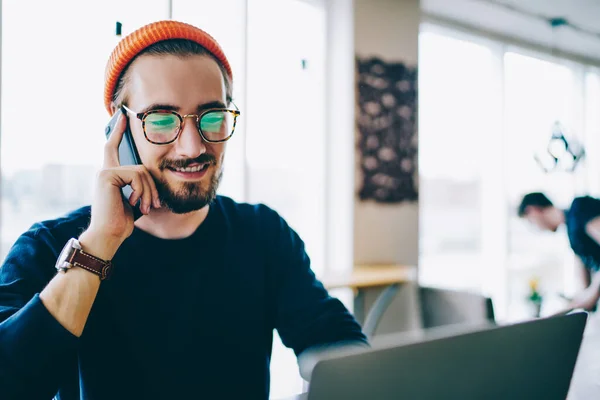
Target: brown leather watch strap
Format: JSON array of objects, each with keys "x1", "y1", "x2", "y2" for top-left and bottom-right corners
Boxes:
[{"x1": 69, "y1": 248, "x2": 112, "y2": 280}]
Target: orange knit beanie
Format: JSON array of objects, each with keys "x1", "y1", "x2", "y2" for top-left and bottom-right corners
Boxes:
[{"x1": 104, "y1": 20, "x2": 232, "y2": 115}]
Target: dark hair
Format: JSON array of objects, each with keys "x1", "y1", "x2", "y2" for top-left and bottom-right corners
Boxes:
[
  {"x1": 517, "y1": 192, "x2": 554, "y2": 217},
  {"x1": 112, "y1": 39, "x2": 233, "y2": 110}
]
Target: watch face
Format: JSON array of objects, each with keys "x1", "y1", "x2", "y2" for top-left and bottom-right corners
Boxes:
[{"x1": 56, "y1": 238, "x2": 77, "y2": 270}]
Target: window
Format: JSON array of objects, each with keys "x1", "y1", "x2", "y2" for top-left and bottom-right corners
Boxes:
[
  {"x1": 1, "y1": 0, "x2": 168, "y2": 261},
  {"x1": 583, "y1": 71, "x2": 600, "y2": 198},
  {"x1": 418, "y1": 31, "x2": 495, "y2": 291},
  {"x1": 246, "y1": 0, "x2": 327, "y2": 277},
  {"x1": 419, "y1": 24, "x2": 600, "y2": 321},
  {"x1": 503, "y1": 51, "x2": 586, "y2": 319}
]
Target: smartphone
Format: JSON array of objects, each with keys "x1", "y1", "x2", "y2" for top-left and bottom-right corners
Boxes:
[{"x1": 105, "y1": 109, "x2": 144, "y2": 220}]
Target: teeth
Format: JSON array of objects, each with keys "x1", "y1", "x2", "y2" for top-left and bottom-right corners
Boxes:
[{"x1": 174, "y1": 164, "x2": 206, "y2": 173}]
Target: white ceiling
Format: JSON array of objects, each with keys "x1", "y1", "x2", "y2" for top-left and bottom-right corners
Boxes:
[{"x1": 422, "y1": 0, "x2": 600, "y2": 64}]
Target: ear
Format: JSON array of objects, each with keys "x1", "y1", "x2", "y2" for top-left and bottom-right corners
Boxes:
[{"x1": 110, "y1": 102, "x2": 120, "y2": 116}]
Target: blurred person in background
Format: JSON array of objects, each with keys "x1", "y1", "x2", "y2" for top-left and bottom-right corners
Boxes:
[{"x1": 518, "y1": 192, "x2": 600, "y2": 312}]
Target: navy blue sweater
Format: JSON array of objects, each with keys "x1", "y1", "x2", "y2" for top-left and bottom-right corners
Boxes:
[
  {"x1": 566, "y1": 196, "x2": 600, "y2": 272},
  {"x1": 0, "y1": 196, "x2": 366, "y2": 399}
]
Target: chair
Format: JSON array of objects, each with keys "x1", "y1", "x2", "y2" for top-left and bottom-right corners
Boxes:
[
  {"x1": 419, "y1": 286, "x2": 495, "y2": 329},
  {"x1": 362, "y1": 285, "x2": 495, "y2": 339}
]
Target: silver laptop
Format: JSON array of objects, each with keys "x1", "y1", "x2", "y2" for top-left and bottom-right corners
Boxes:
[{"x1": 303, "y1": 312, "x2": 587, "y2": 400}]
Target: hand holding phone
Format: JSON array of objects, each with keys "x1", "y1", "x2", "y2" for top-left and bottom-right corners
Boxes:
[
  {"x1": 104, "y1": 109, "x2": 144, "y2": 221},
  {"x1": 85, "y1": 109, "x2": 160, "y2": 248}
]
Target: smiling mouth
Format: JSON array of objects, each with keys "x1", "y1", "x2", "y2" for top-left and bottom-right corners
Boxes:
[{"x1": 168, "y1": 163, "x2": 210, "y2": 173}]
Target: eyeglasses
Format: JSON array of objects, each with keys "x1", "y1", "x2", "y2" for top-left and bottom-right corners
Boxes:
[{"x1": 121, "y1": 103, "x2": 240, "y2": 145}]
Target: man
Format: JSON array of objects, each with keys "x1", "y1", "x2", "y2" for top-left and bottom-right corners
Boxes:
[
  {"x1": 518, "y1": 192, "x2": 600, "y2": 312},
  {"x1": 0, "y1": 20, "x2": 367, "y2": 399}
]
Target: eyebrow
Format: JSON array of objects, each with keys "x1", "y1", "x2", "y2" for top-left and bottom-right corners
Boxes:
[{"x1": 137, "y1": 100, "x2": 227, "y2": 115}]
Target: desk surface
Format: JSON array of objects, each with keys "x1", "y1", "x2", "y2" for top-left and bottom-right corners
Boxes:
[
  {"x1": 322, "y1": 264, "x2": 416, "y2": 290},
  {"x1": 567, "y1": 312, "x2": 600, "y2": 399}
]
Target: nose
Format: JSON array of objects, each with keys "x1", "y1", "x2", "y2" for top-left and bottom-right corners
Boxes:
[{"x1": 175, "y1": 115, "x2": 207, "y2": 158}]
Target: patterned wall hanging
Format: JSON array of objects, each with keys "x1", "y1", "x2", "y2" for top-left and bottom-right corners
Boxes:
[{"x1": 356, "y1": 56, "x2": 418, "y2": 203}]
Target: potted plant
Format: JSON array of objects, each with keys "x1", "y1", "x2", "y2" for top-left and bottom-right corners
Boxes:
[{"x1": 527, "y1": 277, "x2": 543, "y2": 318}]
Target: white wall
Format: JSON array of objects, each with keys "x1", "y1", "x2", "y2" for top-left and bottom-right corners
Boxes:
[
  {"x1": 353, "y1": 0, "x2": 420, "y2": 267},
  {"x1": 355, "y1": 0, "x2": 420, "y2": 64}
]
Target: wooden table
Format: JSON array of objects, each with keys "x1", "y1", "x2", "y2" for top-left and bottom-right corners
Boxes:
[
  {"x1": 322, "y1": 264, "x2": 417, "y2": 291},
  {"x1": 321, "y1": 264, "x2": 417, "y2": 338}
]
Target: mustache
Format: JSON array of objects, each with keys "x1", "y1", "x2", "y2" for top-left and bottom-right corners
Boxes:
[{"x1": 160, "y1": 154, "x2": 217, "y2": 170}]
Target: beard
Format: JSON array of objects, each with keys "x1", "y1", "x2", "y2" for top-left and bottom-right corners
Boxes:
[{"x1": 154, "y1": 155, "x2": 222, "y2": 214}]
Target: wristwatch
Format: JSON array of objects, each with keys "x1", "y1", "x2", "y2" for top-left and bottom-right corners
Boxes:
[{"x1": 55, "y1": 238, "x2": 113, "y2": 280}]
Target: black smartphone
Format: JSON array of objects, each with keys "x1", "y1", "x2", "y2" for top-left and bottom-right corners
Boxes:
[{"x1": 105, "y1": 109, "x2": 144, "y2": 220}]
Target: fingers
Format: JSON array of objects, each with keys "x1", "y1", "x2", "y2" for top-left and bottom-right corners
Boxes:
[
  {"x1": 139, "y1": 171, "x2": 153, "y2": 215},
  {"x1": 127, "y1": 170, "x2": 145, "y2": 208},
  {"x1": 103, "y1": 109, "x2": 128, "y2": 169},
  {"x1": 98, "y1": 165, "x2": 161, "y2": 216},
  {"x1": 143, "y1": 170, "x2": 161, "y2": 209},
  {"x1": 125, "y1": 167, "x2": 160, "y2": 215}
]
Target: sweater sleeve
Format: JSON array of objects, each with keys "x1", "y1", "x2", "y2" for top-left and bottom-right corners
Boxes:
[
  {"x1": 0, "y1": 229, "x2": 78, "y2": 399},
  {"x1": 570, "y1": 197, "x2": 600, "y2": 228},
  {"x1": 265, "y1": 208, "x2": 368, "y2": 358}
]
